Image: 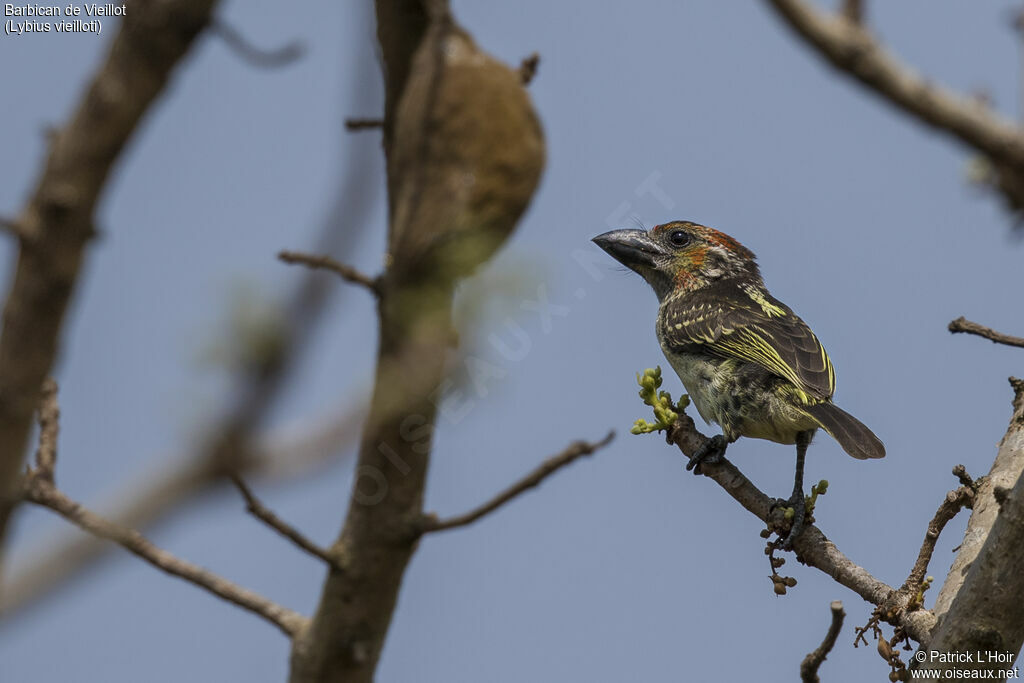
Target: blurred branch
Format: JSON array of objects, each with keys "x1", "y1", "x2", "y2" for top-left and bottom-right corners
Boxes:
[
  {"x1": 419, "y1": 432, "x2": 614, "y2": 534},
  {"x1": 278, "y1": 251, "x2": 381, "y2": 295},
  {"x1": 0, "y1": 0, "x2": 221, "y2": 558},
  {"x1": 209, "y1": 19, "x2": 304, "y2": 68},
  {"x1": 288, "y1": 1, "x2": 546, "y2": 680},
  {"x1": 764, "y1": 0, "x2": 1024, "y2": 216},
  {"x1": 518, "y1": 52, "x2": 540, "y2": 85},
  {"x1": 4, "y1": 0, "x2": 381, "y2": 619},
  {"x1": 230, "y1": 475, "x2": 342, "y2": 570},
  {"x1": 345, "y1": 118, "x2": 384, "y2": 131},
  {"x1": 800, "y1": 601, "x2": 845, "y2": 683},
  {"x1": 20, "y1": 381, "x2": 306, "y2": 637},
  {"x1": 1, "y1": 402, "x2": 362, "y2": 618},
  {"x1": 664, "y1": 412, "x2": 936, "y2": 644},
  {"x1": 948, "y1": 316, "x2": 1024, "y2": 349},
  {"x1": 24, "y1": 476, "x2": 305, "y2": 636}
]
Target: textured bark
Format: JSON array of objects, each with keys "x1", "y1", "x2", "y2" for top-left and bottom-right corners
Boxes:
[
  {"x1": 915, "y1": 380, "x2": 1024, "y2": 679},
  {"x1": 288, "y1": 2, "x2": 544, "y2": 681},
  {"x1": 0, "y1": 0, "x2": 220, "y2": 556}
]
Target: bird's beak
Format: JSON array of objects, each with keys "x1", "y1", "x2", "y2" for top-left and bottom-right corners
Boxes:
[{"x1": 592, "y1": 229, "x2": 666, "y2": 269}]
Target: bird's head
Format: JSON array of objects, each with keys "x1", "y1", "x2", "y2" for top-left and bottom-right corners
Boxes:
[{"x1": 592, "y1": 221, "x2": 760, "y2": 301}]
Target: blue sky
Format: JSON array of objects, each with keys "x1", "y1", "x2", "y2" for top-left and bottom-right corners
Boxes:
[{"x1": 2, "y1": 1, "x2": 1022, "y2": 681}]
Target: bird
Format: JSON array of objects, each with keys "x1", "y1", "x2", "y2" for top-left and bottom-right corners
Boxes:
[{"x1": 593, "y1": 220, "x2": 884, "y2": 549}]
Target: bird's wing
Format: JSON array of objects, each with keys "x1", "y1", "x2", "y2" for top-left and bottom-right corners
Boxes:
[{"x1": 660, "y1": 281, "x2": 835, "y2": 401}]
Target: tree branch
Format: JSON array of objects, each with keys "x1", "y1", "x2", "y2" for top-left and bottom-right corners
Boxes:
[
  {"x1": 903, "y1": 476, "x2": 975, "y2": 590},
  {"x1": 2, "y1": 403, "x2": 362, "y2": 618},
  {"x1": 764, "y1": 0, "x2": 1024, "y2": 184},
  {"x1": 209, "y1": 19, "x2": 304, "y2": 69},
  {"x1": 801, "y1": 601, "x2": 846, "y2": 683},
  {"x1": 18, "y1": 381, "x2": 306, "y2": 637},
  {"x1": 231, "y1": 475, "x2": 342, "y2": 570},
  {"x1": 345, "y1": 118, "x2": 385, "y2": 131},
  {"x1": 23, "y1": 477, "x2": 306, "y2": 637},
  {"x1": 418, "y1": 432, "x2": 614, "y2": 534},
  {"x1": 948, "y1": 316, "x2": 1024, "y2": 349},
  {"x1": 32, "y1": 378, "x2": 59, "y2": 484},
  {"x1": 278, "y1": 251, "x2": 381, "y2": 295},
  {"x1": 288, "y1": 2, "x2": 546, "y2": 680},
  {"x1": 0, "y1": 0, "x2": 221, "y2": 556},
  {"x1": 664, "y1": 412, "x2": 935, "y2": 644}
]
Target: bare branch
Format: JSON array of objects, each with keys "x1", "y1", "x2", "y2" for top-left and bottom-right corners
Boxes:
[
  {"x1": 664, "y1": 413, "x2": 935, "y2": 644},
  {"x1": 518, "y1": 52, "x2": 540, "y2": 85},
  {"x1": 801, "y1": 601, "x2": 846, "y2": 683},
  {"x1": 0, "y1": 0, "x2": 220, "y2": 555},
  {"x1": 2, "y1": 403, "x2": 362, "y2": 618},
  {"x1": 278, "y1": 251, "x2": 380, "y2": 295},
  {"x1": 23, "y1": 477, "x2": 306, "y2": 636},
  {"x1": 33, "y1": 378, "x2": 59, "y2": 484},
  {"x1": 764, "y1": 0, "x2": 1024, "y2": 171},
  {"x1": 903, "y1": 479, "x2": 975, "y2": 590},
  {"x1": 209, "y1": 20, "x2": 304, "y2": 69},
  {"x1": 419, "y1": 432, "x2": 615, "y2": 534},
  {"x1": 948, "y1": 316, "x2": 1024, "y2": 349},
  {"x1": 345, "y1": 118, "x2": 384, "y2": 131},
  {"x1": 231, "y1": 475, "x2": 342, "y2": 570}
]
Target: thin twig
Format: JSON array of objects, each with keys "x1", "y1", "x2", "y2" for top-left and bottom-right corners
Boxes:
[
  {"x1": 3, "y1": 402, "x2": 363, "y2": 618},
  {"x1": 904, "y1": 484, "x2": 975, "y2": 589},
  {"x1": 23, "y1": 479, "x2": 305, "y2": 636},
  {"x1": 948, "y1": 316, "x2": 1024, "y2": 349},
  {"x1": 345, "y1": 118, "x2": 384, "y2": 131},
  {"x1": 419, "y1": 431, "x2": 615, "y2": 533},
  {"x1": 278, "y1": 251, "x2": 380, "y2": 295},
  {"x1": 518, "y1": 53, "x2": 540, "y2": 85},
  {"x1": 801, "y1": 601, "x2": 846, "y2": 683},
  {"x1": 230, "y1": 474, "x2": 342, "y2": 570},
  {"x1": 209, "y1": 20, "x2": 304, "y2": 69},
  {"x1": 33, "y1": 378, "x2": 59, "y2": 483}
]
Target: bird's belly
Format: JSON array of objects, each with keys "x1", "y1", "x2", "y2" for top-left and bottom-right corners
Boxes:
[{"x1": 661, "y1": 350, "x2": 817, "y2": 445}]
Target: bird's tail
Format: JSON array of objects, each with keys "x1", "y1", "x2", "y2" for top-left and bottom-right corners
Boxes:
[{"x1": 802, "y1": 402, "x2": 885, "y2": 460}]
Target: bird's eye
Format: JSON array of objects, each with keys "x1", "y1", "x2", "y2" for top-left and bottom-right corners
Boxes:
[{"x1": 668, "y1": 230, "x2": 690, "y2": 248}]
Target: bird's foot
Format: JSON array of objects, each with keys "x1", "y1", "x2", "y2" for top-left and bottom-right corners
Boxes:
[
  {"x1": 686, "y1": 434, "x2": 726, "y2": 474},
  {"x1": 778, "y1": 490, "x2": 806, "y2": 551}
]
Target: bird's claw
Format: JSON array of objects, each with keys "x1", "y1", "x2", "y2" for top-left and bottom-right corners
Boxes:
[
  {"x1": 686, "y1": 434, "x2": 726, "y2": 474},
  {"x1": 779, "y1": 491, "x2": 806, "y2": 550}
]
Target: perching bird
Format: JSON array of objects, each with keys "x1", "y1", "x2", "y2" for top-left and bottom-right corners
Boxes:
[{"x1": 593, "y1": 220, "x2": 884, "y2": 548}]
